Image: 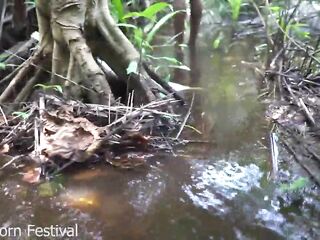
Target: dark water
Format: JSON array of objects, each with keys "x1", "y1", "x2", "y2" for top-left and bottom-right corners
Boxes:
[{"x1": 1, "y1": 5, "x2": 320, "y2": 240}]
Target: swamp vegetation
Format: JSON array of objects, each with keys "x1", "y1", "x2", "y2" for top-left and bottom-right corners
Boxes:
[{"x1": 0, "y1": 0, "x2": 319, "y2": 239}]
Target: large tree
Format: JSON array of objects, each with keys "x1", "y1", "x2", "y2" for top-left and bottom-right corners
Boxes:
[{"x1": 0, "y1": 0, "x2": 182, "y2": 105}]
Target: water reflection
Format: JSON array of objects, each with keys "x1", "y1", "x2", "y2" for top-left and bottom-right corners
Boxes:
[
  {"x1": 127, "y1": 170, "x2": 167, "y2": 215},
  {"x1": 0, "y1": 146, "x2": 318, "y2": 239},
  {"x1": 183, "y1": 161, "x2": 263, "y2": 214}
]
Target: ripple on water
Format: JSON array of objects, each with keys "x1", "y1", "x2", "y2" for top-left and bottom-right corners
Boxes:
[
  {"x1": 183, "y1": 160, "x2": 263, "y2": 214},
  {"x1": 126, "y1": 170, "x2": 166, "y2": 215}
]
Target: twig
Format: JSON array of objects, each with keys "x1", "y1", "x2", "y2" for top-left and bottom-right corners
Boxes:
[
  {"x1": 0, "y1": 62, "x2": 24, "y2": 85},
  {"x1": 250, "y1": 0, "x2": 273, "y2": 46},
  {"x1": 0, "y1": 0, "x2": 6, "y2": 40},
  {"x1": 265, "y1": 0, "x2": 320, "y2": 65},
  {"x1": 4, "y1": 49, "x2": 95, "y2": 94},
  {"x1": 143, "y1": 62, "x2": 185, "y2": 103},
  {"x1": 0, "y1": 155, "x2": 24, "y2": 170},
  {"x1": 281, "y1": 138, "x2": 320, "y2": 187},
  {"x1": 299, "y1": 98, "x2": 315, "y2": 125},
  {"x1": 283, "y1": 80, "x2": 315, "y2": 126},
  {"x1": 37, "y1": 96, "x2": 45, "y2": 163},
  {"x1": 161, "y1": 132, "x2": 176, "y2": 157},
  {"x1": 0, "y1": 106, "x2": 8, "y2": 125},
  {"x1": 14, "y1": 67, "x2": 44, "y2": 103},
  {"x1": 269, "y1": 132, "x2": 279, "y2": 178},
  {"x1": 176, "y1": 94, "x2": 194, "y2": 139}
]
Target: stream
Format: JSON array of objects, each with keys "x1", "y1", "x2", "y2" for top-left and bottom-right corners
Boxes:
[{"x1": 0, "y1": 2, "x2": 320, "y2": 240}]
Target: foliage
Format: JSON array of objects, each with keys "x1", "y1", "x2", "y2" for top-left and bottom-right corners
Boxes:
[
  {"x1": 118, "y1": 2, "x2": 176, "y2": 48},
  {"x1": 34, "y1": 84, "x2": 63, "y2": 94},
  {"x1": 38, "y1": 179, "x2": 64, "y2": 197},
  {"x1": 12, "y1": 111, "x2": 30, "y2": 120},
  {"x1": 0, "y1": 53, "x2": 9, "y2": 70},
  {"x1": 112, "y1": 1, "x2": 188, "y2": 78},
  {"x1": 123, "y1": 2, "x2": 170, "y2": 21},
  {"x1": 267, "y1": 1, "x2": 312, "y2": 42},
  {"x1": 280, "y1": 177, "x2": 309, "y2": 192},
  {"x1": 111, "y1": 0, "x2": 125, "y2": 22},
  {"x1": 228, "y1": 0, "x2": 242, "y2": 20},
  {"x1": 0, "y1": 62, "x2": 5, "y2": 70}
]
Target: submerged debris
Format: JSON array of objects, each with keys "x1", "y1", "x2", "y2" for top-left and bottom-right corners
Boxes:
[{"x1": 0, "y1": 94, "x2": 184, "y2": 181}]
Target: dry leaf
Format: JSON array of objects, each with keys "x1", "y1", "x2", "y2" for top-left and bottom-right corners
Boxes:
[
  {"x1": 0, "y1": 144, "x2": 10, "y2": 154},
  {"x1": 22, "y1": 167, "x2": 41, "y2": 183}
]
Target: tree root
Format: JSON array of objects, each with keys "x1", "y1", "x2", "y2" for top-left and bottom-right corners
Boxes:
[
  {"x1": 0, "y1": 48, "x2": 43, "y2": 103},
  {"x1": 0, "y1": 0, "x2": 183, "y2": 106},
  {"x1": 15, "y1": 64, "x2": 48, "y2": 103}
]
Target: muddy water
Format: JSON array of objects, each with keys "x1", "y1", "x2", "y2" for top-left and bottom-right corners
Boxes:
[{"x1": 1, "y1": 13, "x2": 320, "y2": 240}]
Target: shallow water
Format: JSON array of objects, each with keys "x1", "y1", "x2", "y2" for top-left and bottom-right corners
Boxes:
[{"x1": 1, "y1": 4, "x2": 320, "y2": 240}]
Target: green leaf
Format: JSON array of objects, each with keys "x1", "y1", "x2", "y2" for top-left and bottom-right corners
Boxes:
[
  {"x1": 0, "y1": 53, "x2": 9, "y2": 61},
  {"x1": 34, "y1": 84, "x2": 63, "y2": 93},
  {"x1": 133, "y1": 27, "x2": 144, "y2": 46},
  {"x1": 213, "y1": 38, "x2": 221, "y2": 49},
  {"x1": 123, "y1": 2, "x2": 170, "y2": 20},
  {"x1": 112, "y1": 0, "x2": 125, "y2": 22},
  {"x1": 146, "y1": 10, "x2": 182, "y2": 43},
  {"x1": 12, "y1": 111, "x2": 30, "y2": 120},
  {"x1": 280, "y1": 177, "x2": 309, "y2": 192},
  {"x1": 139, "y1": 2, "x2": 171, "y2": 20},
  {"x1": 212, "y1": 32, "x2": 225, "y2": 49},
  {"x1": 227, "y1": 0, "x2": 242, "y2": 20},
  {"x1": 38, "y1": 182, "x2": 61, "y2": 197},
  {"x1": 269, "y1": 6, "x2": 281, "y2": 14},
  {"x1": 54, "y1": 85, "x2": 63, "y2": 94},
  {"x1": 0, "y1": 62, "x2": 6, "y2": 70},
  {"x1": 127, "y1": 60, "x2": 138, "y2": 74}
]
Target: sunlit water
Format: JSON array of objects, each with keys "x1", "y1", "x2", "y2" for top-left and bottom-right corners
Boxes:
[{"x1": 1, "y1": 4, "x2": 320, "y2": 240}]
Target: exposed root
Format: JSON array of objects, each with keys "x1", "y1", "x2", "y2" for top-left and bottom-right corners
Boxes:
[
  {"x1": 0, "y1": 0, "x2": 183, "y2": 105},
  {"x1": 15, "y1": 66, "x2": 47, "y2": 103},
  {"x1": 143, "y1": 63, "x2": 185, "y2": 103},
  {"x1": 0, "y1": 48, "x2": 43, "y2": 103}
]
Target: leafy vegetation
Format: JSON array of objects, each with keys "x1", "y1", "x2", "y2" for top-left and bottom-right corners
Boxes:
[
  {"x1": 280, "y1": 177, "x2": 309, "y2": 192},
  {"x1": 34, "y1": 84, "x2": 63, "y2": 94},
  {"x1": 111, "y1": 1, "x2": 189, "y2": 78},
  {"x1": 228, "y1": 0, "x2": 242, "y2": 20}
]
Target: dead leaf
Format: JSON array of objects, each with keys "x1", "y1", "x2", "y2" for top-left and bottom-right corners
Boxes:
[
  {"x1": 0, "y1": 144, "x2": 10, "y2": 154},
  {"x1": 38, "y1": 107, "x2": 104, "y2": 162},
  {"x1": 22, "y1": 167, "x2": 41, "y2": 183}
]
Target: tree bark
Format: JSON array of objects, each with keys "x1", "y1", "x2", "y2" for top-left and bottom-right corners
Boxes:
[{"x1": 0, "y1": 0, "x2": 181, "y2": 105}]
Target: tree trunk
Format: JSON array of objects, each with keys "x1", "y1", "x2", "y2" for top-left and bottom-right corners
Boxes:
[{"x1": 0, "y1": 0, "x2": 182, "y2": 105}]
